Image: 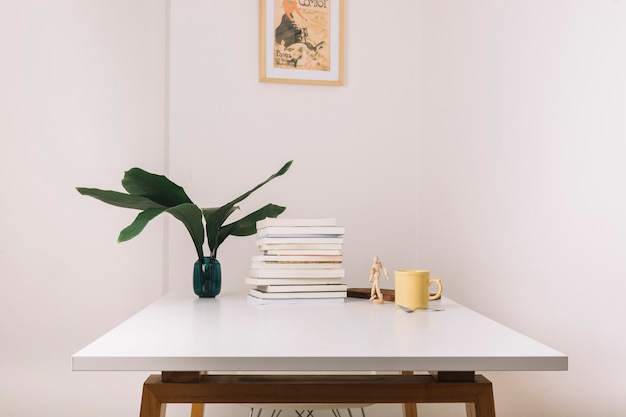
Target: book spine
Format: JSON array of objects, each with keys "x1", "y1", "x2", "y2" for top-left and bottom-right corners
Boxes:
[
  {"x1": 245, "y1": 277, "x2": 343, "y2": 285},
  {"x1": 250, "y1": 262, "x2": 343, "y2": 269},
  {"x1": 260, "y1": 242, "x2": 342, "y2": 248},
  {"x1": 249, "y1": 289, "x2": 347, "y2": 299},
  {"x1": 256, "y1": 284, "x2": 348, "y2": 293},
  {"x1": 262, "y1": 249, "x2": 342, "y2": 255},
  {"x1": 249, "y1": 269, "x2": 345, "y2": 278},
  {"x1": 256, "y1": 226, "x2": 346, "y2": 236},
  {"x1": 251, "y1": 255, "x2": 343, "y2": 262},
  {"x1": 256, "y1": 218, "x2": 337, "y2": 228},
  {"x1": 256, "y1": 237, "x2": 344, "y2": 245}
]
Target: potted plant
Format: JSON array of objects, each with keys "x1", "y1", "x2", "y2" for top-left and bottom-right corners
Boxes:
[{"x1": 76, "y1": 160, "x2": 292, "y2": 297}]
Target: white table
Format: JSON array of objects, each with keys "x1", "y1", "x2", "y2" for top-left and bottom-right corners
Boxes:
[{"x1": 72, "y1": 293, "x2": 567, "y2": 417}]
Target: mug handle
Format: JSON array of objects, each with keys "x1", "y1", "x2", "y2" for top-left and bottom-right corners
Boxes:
[{"x1": 428, "y1": 279, "x2": 443, "y2": 300}]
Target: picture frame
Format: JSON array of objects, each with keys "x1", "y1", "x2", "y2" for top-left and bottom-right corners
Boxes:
[{"x1": 259, "y1": 0, "x2": 344, "y2": 85}]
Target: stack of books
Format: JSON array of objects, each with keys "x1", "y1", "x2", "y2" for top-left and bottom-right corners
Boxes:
[{"x1": 245, "y1": 218, "x2": 347, "y2": 305}]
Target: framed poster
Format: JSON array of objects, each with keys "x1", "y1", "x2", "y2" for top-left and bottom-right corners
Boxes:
[{"x1": 259, "y1": 0, "x2": 344, "y2": 85}]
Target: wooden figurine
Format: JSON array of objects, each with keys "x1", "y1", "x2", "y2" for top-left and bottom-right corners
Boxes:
[{"x1": 369, "y1": 256, "x2": 390, "y2": 304}]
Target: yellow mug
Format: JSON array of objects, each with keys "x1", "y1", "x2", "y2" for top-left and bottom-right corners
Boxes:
[{"x1": 394, "y1": 270, "x2": 443, "y2": 311}]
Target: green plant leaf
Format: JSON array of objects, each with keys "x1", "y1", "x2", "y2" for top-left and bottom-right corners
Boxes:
[
  {"x1": 117, "y1": 203, "x2": 205, "y2": 260},
  {"x1": 217, "y1": 204, "x2": 286, "y2": 248},
  {"x1": 224, "y1": 160, "x2": 292, "y2": 208},
  {"x1": 76, "y1": 187, "x2": 164, "y2": 210},
  {"x1": 122, "y1": 168, "x2": 193, "y2": 207},
  {"x1": 118, "y1": 208, "x2": 167, "y2": 242},
  {"x1": 203, "y1": 206, "x2": 239, "y2": 255},
  {"x1": 168, "y1": 203, "x2": 205, "y2": 260},
  {"x1": 202, "y1": 206, "x2": 239, "y2": 221},
  {"x1": 78, "y1": 162, "x2": 292, "y2": 263},
  {"x1": 204, "y1": 161, "x2": 292, "y2": 255}
]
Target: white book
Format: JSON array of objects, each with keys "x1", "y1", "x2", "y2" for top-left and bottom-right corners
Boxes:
[
  {"x1": 250, "y1": 262, "x2": 343, "y2": 270},
  {"x1": 256, "y1": 226, "x2": 345, "y2": 237},
  {"x1": 256, "y1": 237, "x2": 344, "y2": 245},
  {"x1": 255, "y1": 284, "x2": 348, "y2": 293},
  {"x1": 245, "y1": 277, "x2": 343, "y2": 286},
  {"x1": 249, "y1": 289, "x2": 347, "y2": 299},
  {"x1": 247, "y1": 295, "x2": 345, "y2": 305},
  {"x1": 259, "y1": 243, "x2": 343, "y2": 251},
  {"x1": 263, "y1": 250, "x2": 342, "y2": 256},
  {"x1": 251, "y1": 254, "x2": 343, "y2": 263},
  {"x1": 249, "y1": 268, "x2": 345, "y2": 278},
  {"x1": 256, "y1": 218, "x2": 337, "y2": 229}
]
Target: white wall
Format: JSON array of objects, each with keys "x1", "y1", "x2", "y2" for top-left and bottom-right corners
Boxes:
[
  {"x1": 1, "y1": 1, "x2": 419, "y2": 416},
  {"x1": 0, "y1": 1, "x2": 166, "y2": 416},
  {"x1": 4, "y1": 0, "x2": 625, "y2": 416},
  {"x1": 418, "y1": 1, "x2": 626, "y2": 416},
  {"x1": 166, "y1": 0, "x2": 420, "y2": 297},
  {"x1": 164, "y1": 2, "x2": 419, "y2": 415}
]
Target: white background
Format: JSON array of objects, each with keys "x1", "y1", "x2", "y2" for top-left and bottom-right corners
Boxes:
[{"x1": 1, "y1": 1, "x2": 625, "y2": 416}]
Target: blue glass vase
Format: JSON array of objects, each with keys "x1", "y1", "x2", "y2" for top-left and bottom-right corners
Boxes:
[{"x1": 193, "y1": 257, "x2": 221, "y2": 297}]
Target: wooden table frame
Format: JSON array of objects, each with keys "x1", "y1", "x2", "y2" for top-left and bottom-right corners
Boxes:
[{"x1": 140, "y1": 371, "x2": 495, "y2": 417}]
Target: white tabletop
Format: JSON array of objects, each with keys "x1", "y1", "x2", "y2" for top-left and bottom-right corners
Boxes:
[{"x1": 72, "y1": 292, "x2": 567, "y2": 373}]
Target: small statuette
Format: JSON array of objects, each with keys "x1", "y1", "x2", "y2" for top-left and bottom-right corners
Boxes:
[{"x1": 368, "y1": 256, "x2": 390, "y2": 304}]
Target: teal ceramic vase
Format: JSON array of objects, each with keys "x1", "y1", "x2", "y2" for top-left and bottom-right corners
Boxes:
[{"x1": 193, "y1": 257, "x2": 221, "y2": 297}]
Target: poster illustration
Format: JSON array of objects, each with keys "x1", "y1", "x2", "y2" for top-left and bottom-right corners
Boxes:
[
  {"x1": 260, "y1": 0, "x2": 343, "y2": 85},
  {"x1": 273, "y1": 0, "x2": 330, "y2": 72}
]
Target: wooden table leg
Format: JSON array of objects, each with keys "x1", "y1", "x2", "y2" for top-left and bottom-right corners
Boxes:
[
  {"x1": 139, "y1": 375, "x2": 205, "y2": 417},
  {"x1": 401, "y1": 371, "x2": 418, "y2": 417},
  {"x1": 140, "y1": 375, "x2": 167, "y2": 417},
  {"x1": 402, "y1": 402, "x2": 418, "y2": 417},
  {"x1": 428, "y1": 371, "x2": 495, "y2": 417},
  {"x1": 472, "y1": 382, "x2": 495, "y2": 417},
  {"x1": 191, "y1": 372, "x2": 206, "y2": 417},
  {"x1": 190, "y1": 403, "x2": 204, "y2": 417}
]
